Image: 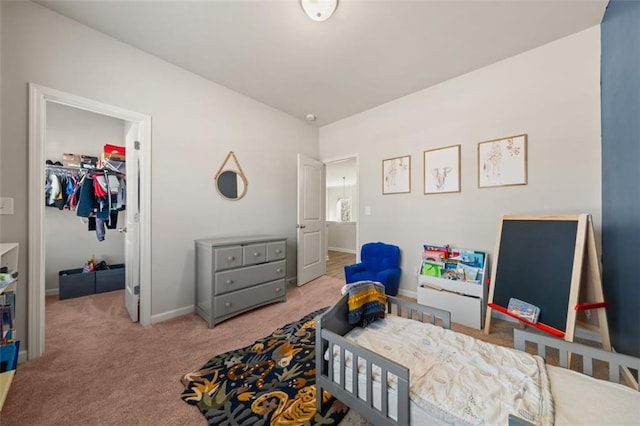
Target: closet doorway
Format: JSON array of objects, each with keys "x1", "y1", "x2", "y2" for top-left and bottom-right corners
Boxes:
[
  {"x1": 324, "y1": 155, "x2": 358, "y2": 280},
  {"x1": 28, "y1": 84, "x2": 151, "y2": 360}
]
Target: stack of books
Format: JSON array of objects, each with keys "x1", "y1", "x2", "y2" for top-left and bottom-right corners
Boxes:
[{"x1": 1, "y1": 290, "x2": 18, "y2": 373}]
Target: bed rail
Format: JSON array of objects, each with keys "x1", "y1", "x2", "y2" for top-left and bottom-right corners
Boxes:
[
  {"x1": 318, "y1": 327, "x2": 409, "y2": 426},
  {"x1": 513, "y1": 328, "x2": 640, "y2": 390},
  {"x1": 316, "y1": 294, "x2": 451, "y2": 426},
  {"x1": 386, "y1": 296, "x2": 451, "y2": 329}
]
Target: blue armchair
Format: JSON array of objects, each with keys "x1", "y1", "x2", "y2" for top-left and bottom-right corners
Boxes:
[{"x1": 344, "y1": 242, "x2": 401, "y2": 296}]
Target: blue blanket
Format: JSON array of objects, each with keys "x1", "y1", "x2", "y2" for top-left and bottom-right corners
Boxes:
[{"x1": 346, "y1": 281, "x2": 387, "y2": 326}]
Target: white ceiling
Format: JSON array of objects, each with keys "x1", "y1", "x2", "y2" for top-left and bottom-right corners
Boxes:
[{"x1": 36, "y1": 0, "x2": 607, "y2": 127}]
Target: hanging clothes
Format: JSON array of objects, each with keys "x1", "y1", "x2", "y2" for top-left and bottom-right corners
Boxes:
[{"x1": 46, "y1": 163, "x2": 125, "y2": 241}]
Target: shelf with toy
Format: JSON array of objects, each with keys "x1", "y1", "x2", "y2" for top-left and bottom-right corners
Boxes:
[
  {"x1": 0, "y1": 242, "x2": 18, "y2": 412},
  {"x1": 417, "y1": 244, "x2": 489, "y2": 329}
]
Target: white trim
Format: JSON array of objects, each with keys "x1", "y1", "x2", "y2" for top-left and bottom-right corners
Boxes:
[
  {"x1": 327, "y1": 247, "x2": 356, "y2": 254},
  {"x1": 398, "y1": 288, "x2": 417, "y2": 299},
  {"x1": 150, "y1": 305, "x2": 194, "y2": 324},
  {"x1": 28, "y1": 83, "x2": 152, "y2": 359},
  {"x1": 45, "y1": 288, "x2": 59, "y2": 297}
]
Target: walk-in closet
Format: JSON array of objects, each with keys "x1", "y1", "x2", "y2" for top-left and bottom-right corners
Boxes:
[{"x1": 45, "y1": 103, "x2": 127, "y2": 299}]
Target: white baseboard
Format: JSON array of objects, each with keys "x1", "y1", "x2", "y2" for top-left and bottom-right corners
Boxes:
[
  {"x1": 574, "y1": 326, "x2": 603, "y2": 343},
  {"x1": 151, "y1": 305, "x2": 194, "y2": 324},
  {"x1": 45, "y1": 288, "x2": 59, "y2": 296},
  {"x1": 327, "y1": 247, "x2": 356, "y2": 254},
  {"x1": 398, "y1": 288, "x2": 417, "y2": 299}
]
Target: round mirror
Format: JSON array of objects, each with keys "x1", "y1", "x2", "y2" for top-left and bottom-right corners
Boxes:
[{"x1": 216, "y1": 170, "x2": 247, "y2": 200}]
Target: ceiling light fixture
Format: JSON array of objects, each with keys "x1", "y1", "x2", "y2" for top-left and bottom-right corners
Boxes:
[
  {"x1": 305, "y1": 113, "x2": 317, "y2": 121},
  {"x1": 300, "y1": 0, "x2": 338, "y2": 22}
]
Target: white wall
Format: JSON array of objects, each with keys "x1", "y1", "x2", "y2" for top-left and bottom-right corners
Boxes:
[
  {"x1": 319, "y1": 27, "x2": 602, "y2": 296},
  {"x1": 1, "y1": 1, "x2": 318, "y2": 344},
  {"x1": 327, "y1": 222, "x2": 356, "y2": 253},
  {"x1": 45, "y1": 103, "x2": 126, "y2": 292}
]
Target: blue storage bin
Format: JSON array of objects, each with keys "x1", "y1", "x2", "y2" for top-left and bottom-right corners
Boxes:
[
  {"x1": 95, "y1": 264, "x2": 125, "y2": 294},
  {"x1": 59, "y1": 268, "x2": 95, "y2": 300}
]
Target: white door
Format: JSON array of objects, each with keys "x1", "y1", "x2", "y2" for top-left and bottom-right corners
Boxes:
[
  {"x1": 124, "y1": 123, "x2": 140, "y2": 322},
  {"x1": 297, "y1": 154, "x2": 326, "y2": 285}
]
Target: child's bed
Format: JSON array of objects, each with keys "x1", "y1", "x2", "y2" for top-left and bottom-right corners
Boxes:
[{"x1": 317, "y1": 293, "x2": 640, "y2": 426}]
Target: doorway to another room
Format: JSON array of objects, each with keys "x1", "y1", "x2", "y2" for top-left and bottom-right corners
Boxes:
[
  {"x1": 324, "y1": 156, "x2": 358, "y2": 282},
  {"x1": 45, "y1": 103, "x2": 127, "y2": 303},
  {"x1": 28, "y1": 84, "x2": 151, "y2": 360}
]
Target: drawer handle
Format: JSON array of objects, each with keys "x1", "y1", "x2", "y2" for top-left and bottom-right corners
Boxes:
[
  {"x1": 276, "y1": 268, "x2": 282, "y2": 273},
  {"x1": 225, "y1": 302, "x2": 232, "y2": 308},
  {"x1": 253, "y1": 252, "x2": 261, "y2": 257},
  {"x1": 275, "y1": 249, "x2": 281, "y2": 254},
  {"x1": 276, "y1": 287, "x2": 281, "y2": 292},
  {"x1": 226, "y1": 279, "x2": 233, "y2": 285},
  {"x1": 227, "y1": 256, "x2": 235, "y2": 261}
]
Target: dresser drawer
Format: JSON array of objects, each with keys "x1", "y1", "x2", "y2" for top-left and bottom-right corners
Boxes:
[
  {"x1": 214, "y1": 246, "x2": 243, "y2": 270},
  {"x1": 214, "y1": 260, "x2": 286, "y2": 295},
  {"x1": 266, "y1": 241, "x2": 286, "y2": 261},
  {"x1": 215, "y1": 279, "x2": 286, "y2": 318},
  {"x1": 243, "y1": 243, "x2": 267, "y2": 266}
]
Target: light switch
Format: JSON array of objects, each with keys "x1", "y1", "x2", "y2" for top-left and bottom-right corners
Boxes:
[
  {"x1": 0, "y1": 197, "x2": 14, "y2": 215},
  {"x1": 364, "y1": 205, "x2": 371, "y2": 216}
]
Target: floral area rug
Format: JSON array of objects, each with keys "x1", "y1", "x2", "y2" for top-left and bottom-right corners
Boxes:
[{"x1": 181, "y1": 307, "x2": 348, "y2": 425}]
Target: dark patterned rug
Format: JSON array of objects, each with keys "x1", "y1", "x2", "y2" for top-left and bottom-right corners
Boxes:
[{"x1": 181, "y1": 307, "x2": 348, "y2": 425}]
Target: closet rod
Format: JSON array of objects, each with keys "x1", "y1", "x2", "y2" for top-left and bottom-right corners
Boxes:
[{"x1": 45, "y1": 164, "x2": 125, "y2": 176}]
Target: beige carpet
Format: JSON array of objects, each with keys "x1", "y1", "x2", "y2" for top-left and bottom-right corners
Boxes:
[{"x1": 1, "y1": 275, "x2": 517, "y2": 425}]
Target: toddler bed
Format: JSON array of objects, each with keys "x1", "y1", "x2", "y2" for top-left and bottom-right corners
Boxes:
[{"x1": 317, "y1": 293, "x2": 640, "y2": 426}]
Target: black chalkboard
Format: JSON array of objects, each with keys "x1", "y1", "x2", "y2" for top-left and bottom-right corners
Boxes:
[{"x1": 491, "y1": 218, "x2": 580, "y2": 333}]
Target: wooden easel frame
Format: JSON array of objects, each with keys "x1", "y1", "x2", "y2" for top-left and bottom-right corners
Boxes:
[{"x1": 484, "y1": 214, "x2": 611, "y2": 349}]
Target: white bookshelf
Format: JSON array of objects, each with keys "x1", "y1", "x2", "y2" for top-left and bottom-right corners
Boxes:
[
  {"x1": 0, "y1": 242, "x2": 18, "y2": 411},
  {"x1": 417, "y1": 248, "x2": 489, "y2": 329}
]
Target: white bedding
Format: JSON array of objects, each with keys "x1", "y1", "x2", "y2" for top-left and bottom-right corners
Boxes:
[
  {"x1": 337, "y1": 367, "x2": 640, "y2": 425},
  {"x1": 330, "y1": 315, "x2": 640, "y2": 425},
  {"x1": 331, "y1": 315, "x2": 555, "y2": 425}
]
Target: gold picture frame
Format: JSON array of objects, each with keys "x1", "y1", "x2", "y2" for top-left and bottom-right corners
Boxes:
[
  {"x1": 424, "y1": 144, "x2": 461, "y2": 194},
  {"x1": 382, "y1": 155, "x2": 411, "y2": 194},
  {"x1": 478, "y1": 134, "x2": 527, "y2": 188}
]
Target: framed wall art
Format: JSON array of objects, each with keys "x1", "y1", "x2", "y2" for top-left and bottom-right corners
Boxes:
[
  {"x1": 382, "y1": 155, "x2": 411, "y2": 194},
  {"x1": 478, "y1": 134, "x2": 527, "y2": 188},
  {"x1": 424, "y1": 144, "x2": 461, "y2": 194}
]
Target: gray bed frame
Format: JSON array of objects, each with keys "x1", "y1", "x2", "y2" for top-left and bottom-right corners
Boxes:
[
  {"x1": 316, "y1": 294, "x2": 639, "y2": 426},
  {"x1": 315, "y1": 294, "x2": 451, "y2": 426},
  {"x1": 513, "y1": 328, "x2": 640, "y2": 388}
]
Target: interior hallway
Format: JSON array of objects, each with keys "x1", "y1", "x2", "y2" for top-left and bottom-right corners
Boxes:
[{"x1": 325, "y1": 250, "x2": 355, "y2": 282}]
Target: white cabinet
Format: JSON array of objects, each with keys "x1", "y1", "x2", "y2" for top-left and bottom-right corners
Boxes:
[
  {"x1": 1, "y1": 242, "x2": 19, "y2": 411},
  {"x1": 195, "y1": 235, "x2": 287, "y2": 328},
  {"x1": 417, "y1": 248, "x2": 489, "y2": 329}
]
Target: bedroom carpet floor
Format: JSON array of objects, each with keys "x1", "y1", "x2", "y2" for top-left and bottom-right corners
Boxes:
[{"x1": 1, "y1": 274, "x2": 540, "y2": 426}]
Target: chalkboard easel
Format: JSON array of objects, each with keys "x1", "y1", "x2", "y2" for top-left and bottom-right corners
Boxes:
[{"x1": 483, "y1": 214, "x2": 611, "y2": 349}]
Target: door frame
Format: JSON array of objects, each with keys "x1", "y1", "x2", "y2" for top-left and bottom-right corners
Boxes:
[
  {"x1": 322, "y1": 153, "x2": 360, "y2": 261},
  {"x1": 28, "y1": 83, "x2": 152, "y2": 359}
]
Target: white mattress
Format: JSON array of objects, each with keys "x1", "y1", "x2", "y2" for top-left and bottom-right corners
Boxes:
[
  {"x1": 331, "y1": 363, "x2": 451, "y2": 425},
  {"x1": 547, "y1": 365, "x2": 640, "y2": 425}
]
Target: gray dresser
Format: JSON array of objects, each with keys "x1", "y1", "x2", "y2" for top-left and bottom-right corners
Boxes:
[{"x1": 195, "y1": 235, "x2": 287, "y2": 328}]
